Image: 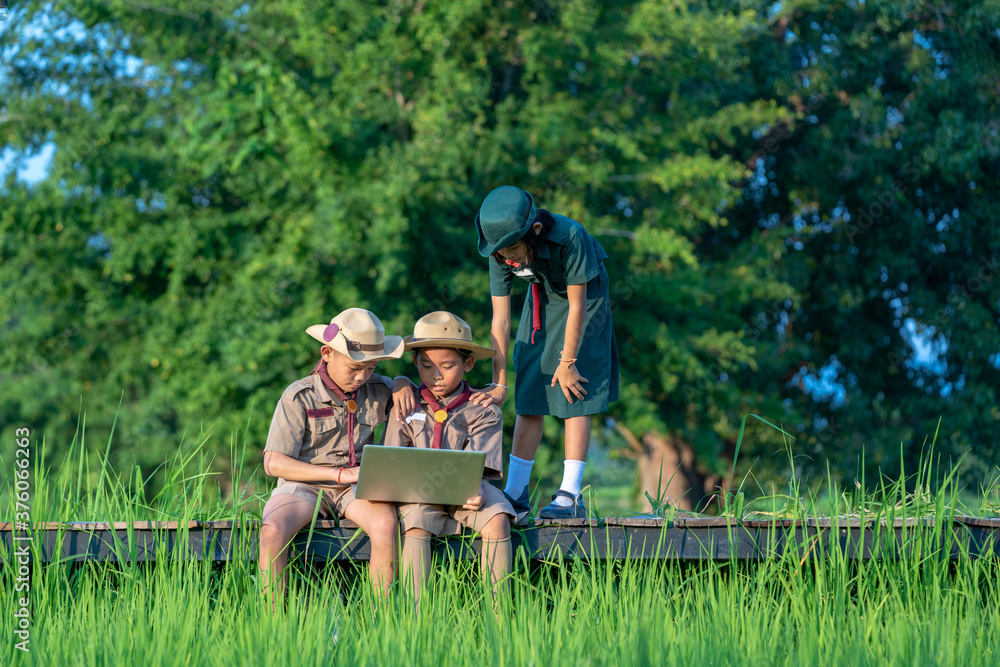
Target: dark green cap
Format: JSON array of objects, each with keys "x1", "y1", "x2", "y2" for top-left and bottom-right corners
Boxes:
[{"x1": 475, "y1": 186, "x2": 537, "y2": 257}]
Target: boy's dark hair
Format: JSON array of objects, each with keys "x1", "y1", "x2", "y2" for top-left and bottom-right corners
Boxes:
[{"x1": 490, "y1": 208, "x2": 554, "y2": 267}]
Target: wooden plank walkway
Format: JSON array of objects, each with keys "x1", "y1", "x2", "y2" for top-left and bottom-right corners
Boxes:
[{"x1": 2, "y1": 516, "x2": 999, "y2": 563}]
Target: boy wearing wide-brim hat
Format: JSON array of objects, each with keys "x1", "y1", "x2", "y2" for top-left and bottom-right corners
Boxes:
[
  {"x1": 383, "y1": 311, "x2": 515, "y2": 603},
  {"x1": 260, "y1": 308, "x2": 417, "y2": 606}
]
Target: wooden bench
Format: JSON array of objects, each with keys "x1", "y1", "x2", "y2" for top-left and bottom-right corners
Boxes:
[{"x1": 2, "y1": 516, "x2": 999, "y2": 563}]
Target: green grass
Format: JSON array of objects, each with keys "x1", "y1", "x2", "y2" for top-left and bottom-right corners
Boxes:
[
  {"x1": 3, "y1": 415, "x2": 1000, "y2": 666},
  {"x1": 4, "y1": 534, "x2": 1000, "y2": 666}
]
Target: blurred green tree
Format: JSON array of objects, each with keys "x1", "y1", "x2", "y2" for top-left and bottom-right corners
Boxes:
[
  {"x1": 727, "y1": 0, "x2": 1000, "y2": 487},
  {"x1": 5, "y1": 0, "x2": 992, "y2": 509}
]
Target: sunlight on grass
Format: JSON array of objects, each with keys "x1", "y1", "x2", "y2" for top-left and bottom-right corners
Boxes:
[{"x1": 2, "y1": 414, "x2": 1000, "y2": 666}]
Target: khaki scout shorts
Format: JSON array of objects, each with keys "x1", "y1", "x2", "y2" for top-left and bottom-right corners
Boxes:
[
  {"x1": 269, "y1": 482, "x2": 357, "y2": 520},
  {"x1": 397, "y1": 483, "x2": 515, "y2": 536}
]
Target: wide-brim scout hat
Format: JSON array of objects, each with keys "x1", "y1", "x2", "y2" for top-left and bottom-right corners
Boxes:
[
  {"x1": 403, "y1": 311, "x2": 495, "y2": 360},
  {"x1": 306, "y1": 308, "x2": 405, "y2": 362},
  {"x1": 475, "y1": 185, "x2": 537, "y2": 257}
]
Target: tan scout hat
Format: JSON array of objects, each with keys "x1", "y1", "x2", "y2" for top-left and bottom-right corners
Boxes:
[
  {"x1": 306, "y1": 308, "x2": 405, "y2": 362},
  {"x1": 404, "y1": 311, "x2": 495, "y2": 360}
]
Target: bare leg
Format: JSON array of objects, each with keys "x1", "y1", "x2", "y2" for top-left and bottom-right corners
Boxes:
[
  {"x1": 343, "y1": 499, "x2": 399, "y2": 596},
  {"x1": 510, "y1": 414, "x2": 544, "y2": 459},
  {"x1": 479, "y1": 513, "x2": 512, "y2": 542},
  {"x1": 259, "y1": 493, "x2": 322, "y2": 610},
  {"x1": 563, "y1": 415, "x2": 592, "y2": 461}
]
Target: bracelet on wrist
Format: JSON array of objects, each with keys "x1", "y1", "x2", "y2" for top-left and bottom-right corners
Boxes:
[
  {"x1": 559, "y1": 350, "x2": 578, "y2": 364},
  {"x1": 487, "y1": 382, "x2": 508, "y2": 390},
  {"x1": 337, "y1": 468, "x2": 343, "y2": 485}
]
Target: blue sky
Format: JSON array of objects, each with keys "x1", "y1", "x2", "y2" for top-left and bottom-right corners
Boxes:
[{"x1": 0, "y1": 143, "x2": 55, "y2": 183}]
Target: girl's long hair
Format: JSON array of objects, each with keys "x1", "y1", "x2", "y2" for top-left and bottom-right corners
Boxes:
[{"x1": 491, "y1": 208, "x2": 554, "y2": 267}]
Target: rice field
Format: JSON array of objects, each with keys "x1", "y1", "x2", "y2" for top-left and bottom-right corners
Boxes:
[{"x1": 3, "y1": 421, "x2": 1000, "y2": 666}]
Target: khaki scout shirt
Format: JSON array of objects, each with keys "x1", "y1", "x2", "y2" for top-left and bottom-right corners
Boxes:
[
  {"x1": 264, "y1": 372, "x2": 393, "y2": 487},
  {"x1": 382, "y1": 386, "x2": 504, "y2": 480}
]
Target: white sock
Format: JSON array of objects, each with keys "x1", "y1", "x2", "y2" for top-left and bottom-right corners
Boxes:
[
  {"x1": 504, "y1": 455, "x2": 534, "y2": 498},
  {"x1": 553, "y1": 459, "x2": 587, "y2": 507}
]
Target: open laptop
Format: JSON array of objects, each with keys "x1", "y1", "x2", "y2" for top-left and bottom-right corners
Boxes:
[{"x1": 355, "y1": 445, "x2": 487, "y2": 505}]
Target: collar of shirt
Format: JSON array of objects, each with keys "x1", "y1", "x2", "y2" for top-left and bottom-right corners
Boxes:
[
  {"x1": 419, "y1": 384, "x2": 468, "y2": 407},
  {"x1": 308, "y1": 372, "x2": 355, "y2": 408}
]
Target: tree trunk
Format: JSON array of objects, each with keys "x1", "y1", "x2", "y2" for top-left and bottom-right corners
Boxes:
[{"x1": 632, "y1": 430, "x2": 725, "y2": 512}]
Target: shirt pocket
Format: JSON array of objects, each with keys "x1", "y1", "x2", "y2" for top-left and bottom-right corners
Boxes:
[
  {"x1": 304, "y1": 408, "x2": 345, "y2": 464},
  {"x1": 355, "y1": 406, "x2": 384, "y2": 457},
  {"x1": 450, "y1": 422, "x2": 474, "y2": 452},
  {"x1": 306, "y1": 407, "x2": 340, "y2": 436},
  {"x1": 410, "y1": 415, "x2": 434, "y2": 449},
  {"x1": 542, "y1": 265, "x2": 567, "y2": 295},
  {"x1": 356, "y1": 405, "x2": 383, "y2": 428}
]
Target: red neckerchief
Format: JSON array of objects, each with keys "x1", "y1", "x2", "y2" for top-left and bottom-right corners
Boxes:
[
  {"x1": 417, "y1": 381, "x2": 473, "y2": 449},
  {"x1": 505, "y1": 259, "x2": 542, "y2": 344},
  {"x1": 311, "y1": 359, "x2": 359, "y2": 467}
]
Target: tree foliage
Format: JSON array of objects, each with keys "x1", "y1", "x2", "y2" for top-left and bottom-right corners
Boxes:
[
  {"x1": 731, "y1": 0, "x2": 1000, "y2": 482},
  {"x1": 1, "y1": 0, "x2": 996, "y2": 500}
]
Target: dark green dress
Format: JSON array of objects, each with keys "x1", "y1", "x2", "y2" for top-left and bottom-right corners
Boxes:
[{"x1": 489, "y1": 214, "x2": 619, "y2": 418}]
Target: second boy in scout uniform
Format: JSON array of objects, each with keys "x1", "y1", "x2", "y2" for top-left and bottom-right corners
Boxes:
[{"x1": 383, "y1": 311, "x2": 515, "y2": 603}]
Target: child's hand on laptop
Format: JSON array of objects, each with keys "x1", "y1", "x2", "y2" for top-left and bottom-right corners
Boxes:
[{"x1": 462, "y1": 494, "x2": 485, "y2": 511}]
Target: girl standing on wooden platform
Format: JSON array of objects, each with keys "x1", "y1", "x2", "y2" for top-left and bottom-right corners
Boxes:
[{"x1": 470, "y1": 186, "x2": 619, "y2": 519}]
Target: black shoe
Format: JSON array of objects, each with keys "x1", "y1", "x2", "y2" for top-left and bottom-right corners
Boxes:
[
  {"x1": 502, "y1": 488, "x2": 532, "y2": 524},
  {"x1": 538, "y1": 490, "x2": 588, "y2": 520}
]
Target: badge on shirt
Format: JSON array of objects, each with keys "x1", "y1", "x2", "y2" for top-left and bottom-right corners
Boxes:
[
  {"x1": 512, "y1": 267, "x2": 534, "y2": 278},
  {"x1": 405, "y1": 412, "x2": 428, "y2": 425}
]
